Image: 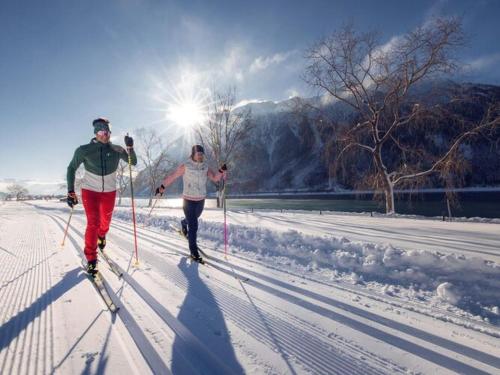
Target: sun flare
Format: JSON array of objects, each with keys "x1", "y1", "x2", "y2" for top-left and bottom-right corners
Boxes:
[
  {"x1": 166, "y1": 98, "x2": 206, "y2": 128},
  {"x1": 153, "y1": 69, "x2": 210, "y2": 129}
]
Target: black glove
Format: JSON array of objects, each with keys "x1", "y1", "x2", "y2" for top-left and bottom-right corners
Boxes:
[
  {"x1": 67, "y1": 191, "x2": 78, "y2": 208},
  {"x1": 218, "y1": 163, "x2": 227, "y2": 173},
  {"x1": 155, "y1": 184, "x2": 165, "y2": 196},
  {"x1": 124, "y1": 135, "x2": 134, "y2": 148}
]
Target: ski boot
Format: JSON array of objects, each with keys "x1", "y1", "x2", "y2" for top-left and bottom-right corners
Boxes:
[
  {"x1": 87, "y1": 260, "x2": 98, "y2": 277},
  {"x1": 97, "y1": 236, "x2": 106, "y2": 250},
  {"x1": 180, "y1": 219, "x2": 188, "y2": 238}
]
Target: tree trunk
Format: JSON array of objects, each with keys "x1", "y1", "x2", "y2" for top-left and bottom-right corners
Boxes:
[
  {"x1": 373, "y1": 147, "x2": 396, "y2": 214},
  {"x1": 384, "y1": 183, "x2": 395, "y2": 214}
]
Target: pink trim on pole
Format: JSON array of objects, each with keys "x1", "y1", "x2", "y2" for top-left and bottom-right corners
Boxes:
[
  {"x1": 131, "y1": 190, "x2": 139, "y2": 263},
  {"x1": 224, "y1": 215, "x2": 228, "y2": 257},
  {"x1": 223, "y1": 173, "x2": 228, "y2": 258}
]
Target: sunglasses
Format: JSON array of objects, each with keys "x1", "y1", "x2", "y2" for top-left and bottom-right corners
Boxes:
[{"x1": 97, "y1": 130, "x2": 111, "y2": 136}]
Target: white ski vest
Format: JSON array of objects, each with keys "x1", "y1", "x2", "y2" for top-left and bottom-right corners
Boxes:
[{"x1": 183, "y1": 158, "x2": 208, "y2": 200}]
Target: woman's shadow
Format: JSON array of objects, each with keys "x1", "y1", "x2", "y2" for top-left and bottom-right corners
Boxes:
[{"x1": 172, "y1": 257, "x2": 244, "y2": 375}]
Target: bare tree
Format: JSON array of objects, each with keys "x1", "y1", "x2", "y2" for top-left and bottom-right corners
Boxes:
[
  {"x1": 116, "y1": 160, "x2": 129, "y2": 206},
  {"x1": 303, "y1": 18, "x2": 500, "y2": 213},
  {"x1": 197, "y1": 86, "x2": 253, "y2": 207},
  {"x1": 7, "y1": 183, "x2": 29, "y2": 201},
  {"x1": 136, "y1": 127, "x2": 171, "y2": 207}
]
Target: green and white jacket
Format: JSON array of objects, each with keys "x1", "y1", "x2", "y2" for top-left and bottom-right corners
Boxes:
[{"x1": 67, "y1": 138, "x2": 137, "y2": 193}]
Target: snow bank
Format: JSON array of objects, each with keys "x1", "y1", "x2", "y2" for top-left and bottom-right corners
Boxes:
[
  {"x1": 436, "y1": 282, "x2": 462, "y2": 305},
  {"x1": 114, "y1": 210, "x2": 500, "y2": 319}
]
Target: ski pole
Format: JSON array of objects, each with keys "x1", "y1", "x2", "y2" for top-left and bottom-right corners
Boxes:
[
  {"x1": 147, "y1": 194, "x2": 161, "y2": 218},
  {"x1": 127, "y1": 134, "x2": 139, "y2": 266},
  {"x1": 142, "y1": 193, "x2": 161, "y2": 229},
  {"x1": 61, "y1": 207, "x2": 74, "y2": 247},
  {"x1": 223, "y1": 173, "x2": 228, "y2": 260}
]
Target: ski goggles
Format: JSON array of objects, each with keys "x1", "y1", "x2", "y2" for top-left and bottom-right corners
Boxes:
[{"x1": 96, "y1": 129, "x2": 111, "y2": 136}]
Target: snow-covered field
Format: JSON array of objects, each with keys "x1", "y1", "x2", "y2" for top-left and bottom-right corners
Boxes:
[{"x1": 1, "y1": 200, "x2": 499, "y2": 374}]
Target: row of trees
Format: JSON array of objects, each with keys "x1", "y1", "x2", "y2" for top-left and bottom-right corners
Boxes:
[{"x1": 1, "y1": 184, "x2": 29, "y2": 201}]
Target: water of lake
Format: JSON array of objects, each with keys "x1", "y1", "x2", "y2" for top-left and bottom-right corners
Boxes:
[
  {"x1": 119, "y1": 191, "x2": 500, "y2": 219},
  {"x1": 226, "y1": 191, "x2": 500, "y2": 218}
]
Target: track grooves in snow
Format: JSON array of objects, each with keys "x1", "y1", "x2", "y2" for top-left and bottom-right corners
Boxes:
[
  {"x1": 45, "y1": 214, "x2": 171, "y2": 375},
  {"x1": 55, "y1": 212, "x2": 401, "y2": 374},
  {"x1": 106, "y1": 219, "x2": 407, "y2": 374},
  {"x1": 108, "y1": 217, "x2": 499, "y2": 374},
  {"x1": 115, "y1": 215, "x2": 500, "y2": 337},
  {"x1": 47, "y1": 213, "x2": 236, "y2": 375},
  {"x1": 122, "y1": 214, "x2": 500, "y2": 336},
  {"x1": 108, "y1": 220, "x2": 401, "y2": 373},
  {"x1": 0, "y1": 210, "x2": 55, "y2": 375},
  {"x1": 18, "y1": 203, "x2": 497, "y2": 374}
]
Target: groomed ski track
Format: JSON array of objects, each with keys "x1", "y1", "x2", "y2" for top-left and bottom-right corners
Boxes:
[{"x1": 1, "y1": 201, "x2": 499, "y2": 374}]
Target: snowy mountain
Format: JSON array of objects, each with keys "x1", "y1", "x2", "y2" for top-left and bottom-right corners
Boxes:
[{"x1": 227, "y1": 82, "x2": 500, "y2": 193}]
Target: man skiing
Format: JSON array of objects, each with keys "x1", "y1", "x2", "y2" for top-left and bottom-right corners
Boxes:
[
  {"x1": 156, "y1": 145, "x2": 226, "y2": 263},
  {"x1": 66, "y1": 118, "x2": 137, "y2": 276}
]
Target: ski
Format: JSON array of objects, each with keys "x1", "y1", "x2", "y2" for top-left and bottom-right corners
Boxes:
[
  {"x1": 189, "y1": 254, "x2": 206, "y2": 265},
  {"x1": 169, "y1": 223, "x2": 249, "y2": 282},
  {"x1": 82, "y1": 262, "x2": 119, "y2": 313},
  {"x1": 169, "y1": 223, "x2": 188, "y2": 240},
  {"x1": 169, "y1": 224, "x2": 209, "y2": 264},
  {"x1": 168, "y1": 223, "x2": 205, "y2": 254},
  {"x1": 197, "y1": 248, "x2": 250, "y2": 282},
  {"x1": 98, "y1": 249, "x2": 123, "y2": 278},
  {"x1": 196, "y1": 247, "x2": 211, "y2": 260}
]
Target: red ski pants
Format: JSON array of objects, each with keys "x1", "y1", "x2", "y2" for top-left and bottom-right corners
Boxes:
[{"x1": 81, "y1": 189, "x2": 116, "y2": 262}]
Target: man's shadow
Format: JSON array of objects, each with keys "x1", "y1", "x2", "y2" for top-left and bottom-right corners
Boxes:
[{"x1": 171, "y1": 257, "x2": 244, "y2": 375}]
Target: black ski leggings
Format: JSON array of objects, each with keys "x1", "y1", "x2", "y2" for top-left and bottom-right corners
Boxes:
[{"x1": 183, "y1": 199, "x2": 205, "y2": 257}]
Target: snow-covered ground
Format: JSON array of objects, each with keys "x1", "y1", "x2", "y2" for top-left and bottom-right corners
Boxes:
[{"x1": 1, "y1": 200, "x2": 499, "y2": 374}]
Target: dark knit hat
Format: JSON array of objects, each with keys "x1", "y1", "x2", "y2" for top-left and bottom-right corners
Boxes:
[
  {"x1": 191, "y1": 144, "x2": 205, "y2": 155},
  {"x1": 92, "y1": 118, "x2": 111, "y2": 134}
]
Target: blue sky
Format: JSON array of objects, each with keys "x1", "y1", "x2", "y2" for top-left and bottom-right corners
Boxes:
[{"x1": 0, "y1": 0, "x2": 499, "y2": 186}]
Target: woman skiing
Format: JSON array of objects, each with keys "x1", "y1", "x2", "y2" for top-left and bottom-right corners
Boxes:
[{"x1": 156, "y1": 145, "x2": 226, "y2": 263}]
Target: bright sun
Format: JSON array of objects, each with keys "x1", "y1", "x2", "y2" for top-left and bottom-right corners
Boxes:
[
  {"x1": 157, "y1": 70, "x2": 210, "y2": 129},
  {"x1": 166, "y1": 99, "x2": 206, "y2": 128}
]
